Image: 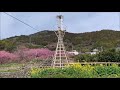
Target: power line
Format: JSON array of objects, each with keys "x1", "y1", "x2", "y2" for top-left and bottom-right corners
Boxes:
[
  {"x1": 3, "y1": 12, "x2": 39, "y2": 32},
  {"x1": 3, "y1": 12, "x2": 41, "y2": 44}
]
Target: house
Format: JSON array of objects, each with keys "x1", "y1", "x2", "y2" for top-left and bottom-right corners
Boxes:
[
  {"x1": 90, "y1": 52, "x2": 97, "y2": 55},
  {"x1": 93, "y1": 49, "x2": 99, "y2": 52},
  {"x1": 92, "y1": 49, "x2": 100, "y2": 54},
  {"x1": 68, "y1": 50, "x2": 79, "y2": 55},
  {"x1": 85, "y1": 49, "x2": 99, "y2": 55}
]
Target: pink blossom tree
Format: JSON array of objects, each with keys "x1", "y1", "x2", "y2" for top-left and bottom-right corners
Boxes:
[
  {"x1": 23, "y1": 48, "x2": 54, "y2": 60},
  {"x1": 0, "y1": 51, "x2": 18, "y2": 64},
  {"x1": 0, "y1": 48, "x2": 55, "y2": 64},
  {"x1": 14, "y1": 48, "x2": 54, "y2": 61}
]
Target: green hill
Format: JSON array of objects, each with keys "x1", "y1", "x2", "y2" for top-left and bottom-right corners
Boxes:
[{"x1": 1, "y1": 29, "x2": 120, "y2": 52}]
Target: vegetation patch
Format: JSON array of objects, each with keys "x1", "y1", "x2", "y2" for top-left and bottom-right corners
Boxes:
[{"x1": 30, "y1": 63, "x2": 120, "y2": 78}]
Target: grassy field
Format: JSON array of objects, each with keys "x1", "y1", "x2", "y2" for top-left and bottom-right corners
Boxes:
[
  {"x1": 30, "y1": 63, "x2": 120, "y2": 78},
  {"x1": 0, "y1": 60, "x2": 39, "y2": 78},
  {"x1": 1, "y1": 62, "x2": 120, "y2": 78}
]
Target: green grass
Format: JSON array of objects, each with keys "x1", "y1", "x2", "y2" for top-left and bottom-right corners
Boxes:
[
  {"x1": 0, "y1": 63, "x2": 23, "y2": 68},
  {"x1": 0, "y1": 63, "x2": 24, "y2": 73},
  {"x1": 0, "y1": 69, "x2": 18, "y2": 72},
  {"x1": 30, "y1": 64, "x2": 120, "y2": 78},
  {"x1": 1, "y1": 62, "x2": 120, "y2": 78}
]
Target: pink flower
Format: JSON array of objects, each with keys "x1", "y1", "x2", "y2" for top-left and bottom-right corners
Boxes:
[{"x1": 0, "y1": 51, "x2": 18, "y2": 64}]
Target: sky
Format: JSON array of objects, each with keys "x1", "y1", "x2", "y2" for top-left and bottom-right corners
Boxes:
[{"x1": 0, "y1": 12, "x2": 120, "y2": 39}]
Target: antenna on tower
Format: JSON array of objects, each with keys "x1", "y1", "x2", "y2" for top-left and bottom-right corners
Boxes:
[{"x1": 52, "y1": 14, "x2": 69, "y2": 68}]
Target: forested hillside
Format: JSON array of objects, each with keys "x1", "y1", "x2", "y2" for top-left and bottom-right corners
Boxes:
[{"x1": 0, "y1": 29, "x2": 120, "y2": 52}]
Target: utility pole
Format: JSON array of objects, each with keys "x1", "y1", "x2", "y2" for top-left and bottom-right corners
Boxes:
[{"x1": 29, "y1": 35, "x2": 32, "y2": 45}]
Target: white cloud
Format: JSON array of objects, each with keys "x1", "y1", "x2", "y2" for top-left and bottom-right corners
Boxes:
[
  {"x1": 1, "y1": 12, "x2": 119, "y2": 39},
  {"x1": 67, "y1": 12, "x2": 119, "y2": 33},
  {"x1": 1, "y1": 12, "x2": 15, "y2": 39}
]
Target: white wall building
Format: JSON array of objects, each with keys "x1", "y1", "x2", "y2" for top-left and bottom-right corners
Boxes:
[
  {"x1": 90, "y1": 52, "x2": 97, "y2": 55},
  {"x1": 68, "y1": 50, "x2": 79, "y2": 55},
  {"x1": 85, "y1": 49, "x2": 99, "y2": 55}
]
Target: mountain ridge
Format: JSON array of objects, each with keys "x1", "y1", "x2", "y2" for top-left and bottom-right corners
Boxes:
[{"x1": 1, "y1": 29, "x2": 120, "y2": 52}]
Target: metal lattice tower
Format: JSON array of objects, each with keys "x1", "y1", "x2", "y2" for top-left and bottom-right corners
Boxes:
[{"x1": 52, "y1": 15, "x2": 69, "y2": 68}]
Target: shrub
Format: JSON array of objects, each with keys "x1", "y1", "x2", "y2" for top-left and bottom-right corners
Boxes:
[{"x1": 75, "y1": 49, "x2": 120, "y2": 62}]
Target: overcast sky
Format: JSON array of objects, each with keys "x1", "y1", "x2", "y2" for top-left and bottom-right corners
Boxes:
[{"x1": 0, "y1": 12, "x2": 120, "y2": 39}]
